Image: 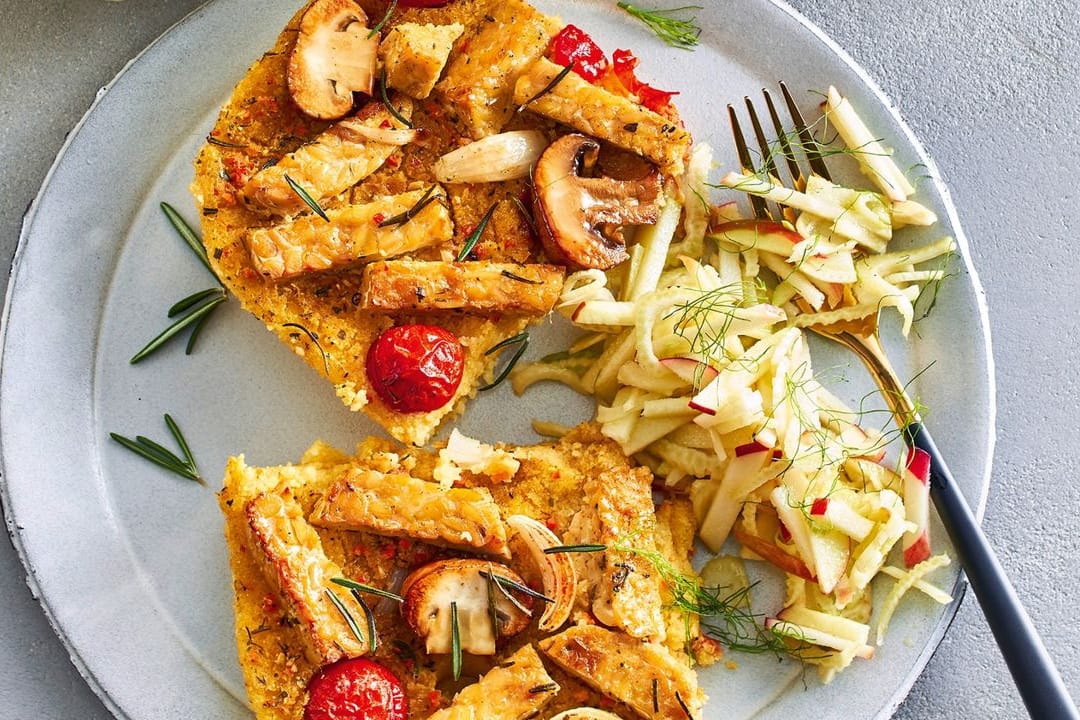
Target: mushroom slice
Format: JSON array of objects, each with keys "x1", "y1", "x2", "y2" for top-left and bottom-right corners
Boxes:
[
  {"x1": 288, "y1": 0, "x2": 378, "y2": 119},
  {"x1": 310, "y1": 468, "x2": 512, "y2": 558},
  {"x1": 426, "y1": 644, "x2": 559, "y2": 720},
  {"x1": 400, "y1": 559, "x2": 533, "y2": 656},
  {"x1": 359, "y1": 260, "x2": 565, "y2": 316},
  {"x1": 539, "y1": 625, "x2": 706, "y2": 720},
  {"x1": 532, "y1": 134, "x2": 661, "y2": 270},
  {"x1": 505, "y1": 515, "x2": 576, "y2": 632}
]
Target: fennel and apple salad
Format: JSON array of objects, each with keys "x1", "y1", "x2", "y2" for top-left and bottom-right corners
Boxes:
[{"x1": 513, "y1": 86, "x2": 956, "y2": 681}]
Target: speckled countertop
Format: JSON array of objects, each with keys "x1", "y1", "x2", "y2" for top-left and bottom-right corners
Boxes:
[{"x1": 2, "y1": 1, "x2": 1077, "y2": 718}]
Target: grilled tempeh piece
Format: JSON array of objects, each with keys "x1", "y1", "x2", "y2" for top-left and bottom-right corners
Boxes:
[
  {"x1": 241, "y1": 97, "x2": 414, "y2": 216},
  {"x1": 379, "y1": 22, "x2": 464, "y2": 100},
  {"x1": 359, "y1": 260, "x2": 565, "y2": 315},
  {"x1": 566, "y1": 467, "x2": 666, "y2": 642},
  {"x1": 309, "y1": 468, "x2": 512, "y2": 558},
  {"x1": 245, "y1": 488, "x2": 369, "y2": 665},
  {"x1": 539, "y1": 625, "x2": 706, "y2": 720},
  {"x1": 513, "y1": 57, "x2": 692, "y2": 175},
  {"x1": 436, "y1": 0, "x2": 561, "y2": 138},
  {"x1": 427, "y1": 644, "x2": 560, "y2": 720},
  {"x1": 246, "y1": 187, "x2": 452, "y2": 280}
]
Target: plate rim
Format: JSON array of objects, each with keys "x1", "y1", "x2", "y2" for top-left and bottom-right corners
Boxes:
[{"x1": 0, "y1": 0, "x2": 996, "y2": 717}]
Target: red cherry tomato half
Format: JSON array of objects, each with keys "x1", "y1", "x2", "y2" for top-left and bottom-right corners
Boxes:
[
  {"x1": 304, "y1": 658, "x2": 407, "y2": 720},
  {"x1": 611, "y1": 49, "x2": 678, "y2": 113},
  {"x1": 366, "y1": 324, "x2": 464, "y2": 413},
  {"x1": 548, "y1": 24, "x2": 609, "y2": 83}
]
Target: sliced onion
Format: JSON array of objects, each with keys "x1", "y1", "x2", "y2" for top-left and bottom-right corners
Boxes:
[
  {"x1": 434, "y1": 131, "x2": 548, "y2": 183},
  {"x1": 549, "y1": 710, "x2": 625, "y2": 720},
  {"x1": 337, "y1": 121, "x2": 418, "y2": 146},
  {"x1": 506, "y1": 514, "x2": 576, "y2": 632}
]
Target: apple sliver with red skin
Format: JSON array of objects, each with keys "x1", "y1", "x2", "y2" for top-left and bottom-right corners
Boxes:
[
  {"x1": 711, "y1": 219, "x2": 801, "y2": 256},
  {"x1": 902, "y1": 447, "x2": 932, "y2": 567},
  {"x1": 698, "y1": 441, "x2": 774, "y2": 551},
  {"x1": 660, "y1": 356, "x2": 719, "y2": 388}
]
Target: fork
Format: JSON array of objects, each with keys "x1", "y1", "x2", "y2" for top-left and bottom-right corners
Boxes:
[{"x1": 729, "y1": 84, "x2": 1078, "y2": 719}]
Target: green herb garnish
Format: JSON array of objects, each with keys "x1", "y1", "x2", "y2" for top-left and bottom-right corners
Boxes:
[
  {"x1": 456, "y1": 201, "x2": 499, "y2": 261},
  {"x1": 367, "y1": 0, "x2": 397, "y2": 38},
  {"x1": 518, "y1": 62, "x2": 574, "y2": 110},
  {"x1": 130, "y1": 289, "x2": 227, "y2": 363},
  {"x1": 331, "y1": 577, "x2": 404, "y2": 604},
  {"x1": 450, "y1": 600, "x2": 462, "y2": 680},
  {"x1": 161, "y1": 202, "x2": 219, "y2": 281},
  {"x1": 284, "y1": 174, "x2": 330, "y2": 221},
  {"x1": 543, "y1": 543, "x2": 607, "y2": 554},
  {"x1": 379, "y1": 69, "x2": 413, "y2": 129},
  {"x1": 479, "y1": 332, "x2": 529, "y2": 391},
  {"x1": 500, "y1": 269, "x2": 542, "y2": 285},
  {"x1": 326, "y1": 588, "x2": 366, "y2": 646},
  {"x1": 109, "y1": 413, "x2": 203, "y2": 483},
  {"x1": 282, "y1": 322, "x2": 330, "y2": 376},
  {"x1": 378, "y1": 185, "x2": 439, "y2": 228},
  {"x1": 351, "y1": 590, "x2": 378, "y2": 652},
  {"x1": 617, "y1": 2, "x2": 702, "y2": 50}
]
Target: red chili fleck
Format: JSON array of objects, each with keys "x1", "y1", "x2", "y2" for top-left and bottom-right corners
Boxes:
[
  {"x1": 372, "y1": 213, "x2": 386, "y2": 225},
  {"x1": 548, "y1": 24, "x2": 609, "y2": 83},
  {"x1": 380, "y1": 119, "x2": 392, "y2": 129}
]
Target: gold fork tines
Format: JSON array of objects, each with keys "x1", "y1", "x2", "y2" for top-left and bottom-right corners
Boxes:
[{"x1": 727, "y1": 84, "x2": 917, "y2": 428}]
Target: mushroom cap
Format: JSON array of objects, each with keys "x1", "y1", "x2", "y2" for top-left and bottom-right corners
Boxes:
[
  {"x1": 287, "y1": 0, "x2": 378, "y2": 119},
  {"x1": 532, "y1": 133, "x2": 662, "y2": 270},
  {"x1": 400, "y1": 558, "x2": 533, "y2": 656}
]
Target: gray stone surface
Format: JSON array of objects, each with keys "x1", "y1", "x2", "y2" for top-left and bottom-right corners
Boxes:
[{"x1": 1, "y1": 0, "x2": 1077, "y2": 718}]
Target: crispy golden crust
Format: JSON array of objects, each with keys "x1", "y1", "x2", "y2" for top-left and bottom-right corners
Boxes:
[{"x1": 219, "y1": 426, "x2": 710, "y2": 720}]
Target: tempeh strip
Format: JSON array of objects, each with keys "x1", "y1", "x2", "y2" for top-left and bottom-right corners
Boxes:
[
  {"x1": 241, "y1": 97, "x2": 414, "y2": 215},
  {"x1": 539, "y1": 625, "x2": 705, "y2": 720},
  {"x1": 310, "y1": 468, "x2": 511, "y2": 558},
  {"x1": 246, "y1": 187, "x2": 452, "y2": 280},
  {"x1": 359, "y1": 260, "x2": 565, "y2": 315},
  {"x1": 245, "y1": 488, "x2": 370, "y2": 665},
  {"x1": 427, "y1": 644, "x2": 560, "y2": 720}
]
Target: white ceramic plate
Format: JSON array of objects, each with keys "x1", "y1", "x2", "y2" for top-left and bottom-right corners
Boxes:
[{"x1": 0, "y1": 0, "x2": 993, "y2": 718}]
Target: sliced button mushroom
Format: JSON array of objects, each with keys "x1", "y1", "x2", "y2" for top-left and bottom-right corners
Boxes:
[
  {"x1": 287, "y1": 0, "x2": 379, "y2": 119},
  {"x1": 532, "y1": 134, "x2": 662, "y2": 270},
  {"x1": 400, "y1": 558, "x2": 534, "y2": 656}
]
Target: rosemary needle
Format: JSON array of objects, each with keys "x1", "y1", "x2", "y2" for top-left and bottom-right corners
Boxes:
[
  {"x1": 161, "y1": 201, "x2": 219, "y2": 281},
  {"x1": 479, "y1": 332, "x2": 529, "y2": 391},
  {"x1": 169, "y1": 287, "x2": 226, "y2": 318},
  {"x1": 109, "y1": 413, "x2": 203, "y2": 483},
  {"x1": 379, "y1": 69, "x2": 413, "y2": 129},
  {"x1": 331, "y1": 577, "x2": 403, "y2": 604},
  {"x1": 378, "y1": 185, "x2": 439, "y2": 228},
  {"x1": 450, "y1": 601, "x2": 462, "y2": 681},
  {"x1": 284, "y1": 174, "x2": 330, "y2": 221},
  {"x1": 456, "y1": 201, "x2": 499, "y2": 261},
  {"x1": 130, "y1": 293, "x2": 226, "y2": 363},
  {"x1": 517, "y1": 63, "x2": 574, "y2": 110},
  {"x1": 367, "y1": 0, "x2": 397, "y2": 38},
  {"x1": 326, "y1": 588, "x2": 366, "y2": 646}
]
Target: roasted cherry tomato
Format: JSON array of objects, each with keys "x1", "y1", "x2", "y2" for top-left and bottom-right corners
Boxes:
[
  {"x1": 548, "y1": 24, "x2": 609, "y2": 83},
  {"x1": 366, "y1": 324, "x2": 464, "y2": 413},
  {"x1": 611, "y1": 49, "x2": 678, "y2": 113},
  {"x1": 304, "y1": 658, "x2": 407, "y2": 720}
]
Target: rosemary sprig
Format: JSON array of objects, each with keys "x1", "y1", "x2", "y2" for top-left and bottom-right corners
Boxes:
[
  {"x1": 543, "y1": 543, "x2": 607, "y2": 554},
  {"x1": 367, "y1": 0, "x2": 397, "y2": 38},
  {"x1": 455, "y1": 201, "x2": 499, "y2": 261},
  {"x1": 331, "y1": 577, "x2": 404, "y2": 603},
  {"x1": 109, "y1": 413, "x2": 203, "y2": 483},
  {"x1": 161, "y1": 202, "x2": 219, "y2": 282},
  {"x1": 326, "y1": 588, "x2": 366, "y2": 646},
  {"x1": 379, "y1": 69, "x2": 413, "y2": 129},
  {"x1": 617, "y1": 2, "x2": 703, "y2": 50},
  {"x1": 130, "y1": 291, "x2": 227, "y2": 363},
  {"x1": 518, "y1": 63, "x2": 574, "y2": 110},
  {"x1": 284, "y1": 174, "x2": 330, "y2": 221},
  {"x1": 479, "y1": 332, "x2": 529, "y2": 391},
  {"x1": 450, "y1": 600, "x2": 462, "y2": 680},
  {"x1": 378, "y1": 185, "x2": 439, "y2": 228},
  {"x1": 283, "y1": 322, "x2": 330, "y2": 376}
]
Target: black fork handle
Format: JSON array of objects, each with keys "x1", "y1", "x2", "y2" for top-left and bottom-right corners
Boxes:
[{"x1": 904, "y1": 422, "x2": 1079, "y2": 719}]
